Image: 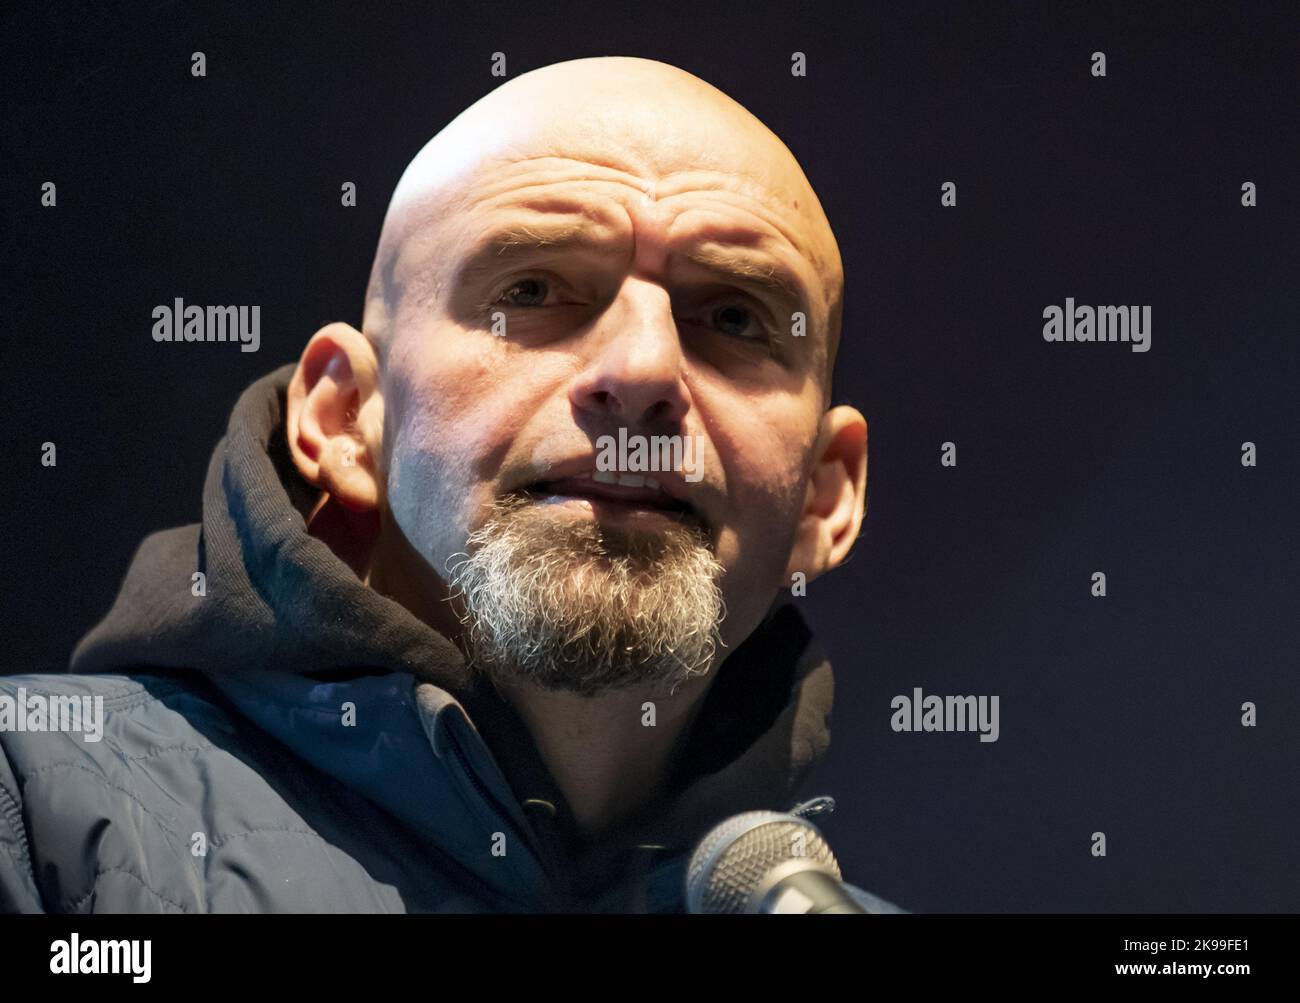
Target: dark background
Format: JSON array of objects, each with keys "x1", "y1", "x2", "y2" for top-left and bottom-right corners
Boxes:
[{"x1": 5, "y1": 1, "x2": 1298, "y2": 912}]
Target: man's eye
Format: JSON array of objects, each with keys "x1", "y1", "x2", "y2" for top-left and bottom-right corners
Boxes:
[
  {"x1": 710, "y1": 303, "x2": 765, "y2": 340},
  {"x1": 494, "y1": 277, "x2": 551, "y2": 308}
]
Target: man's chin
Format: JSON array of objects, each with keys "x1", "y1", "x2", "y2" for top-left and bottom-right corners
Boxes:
[{"x1": 449, "y1": 493, "x2": 725, "y2": 696}]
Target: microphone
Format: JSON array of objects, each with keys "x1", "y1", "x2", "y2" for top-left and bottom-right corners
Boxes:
[{"x1": 685, "y1": 810, "x2": 867, "y2": 914}]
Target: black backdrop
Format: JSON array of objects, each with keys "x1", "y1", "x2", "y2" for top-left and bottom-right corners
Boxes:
[{"x1": 6, "y1": 1, "x2": 1298, "y2": 912}]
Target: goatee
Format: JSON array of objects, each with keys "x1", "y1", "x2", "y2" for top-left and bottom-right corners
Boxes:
[{"x1": 446, "y1": 495, "x2": 725, "y2": 697}]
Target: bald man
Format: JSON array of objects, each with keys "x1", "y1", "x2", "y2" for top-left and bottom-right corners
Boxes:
[{"x1": 0, "y1": 58, "x2": 897, "y2": 914}]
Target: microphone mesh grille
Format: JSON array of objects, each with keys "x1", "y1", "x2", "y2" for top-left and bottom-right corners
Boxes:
[{"x1": 687, "y1": 811, "x2": 841, "y2": 914}]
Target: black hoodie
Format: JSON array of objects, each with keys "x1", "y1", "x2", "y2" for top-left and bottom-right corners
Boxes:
[{"x1": 2, "y1": 364, "x2": 897, "y2": 912}]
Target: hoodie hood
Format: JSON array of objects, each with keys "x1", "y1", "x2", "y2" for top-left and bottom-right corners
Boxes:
[{"x1": 71, "y1": 364, "x2": 837, "y2": 911}]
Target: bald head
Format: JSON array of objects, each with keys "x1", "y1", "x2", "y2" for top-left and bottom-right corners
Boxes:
[{"x1": 363, "y1": 56, "x2": 844, "y2": 387}]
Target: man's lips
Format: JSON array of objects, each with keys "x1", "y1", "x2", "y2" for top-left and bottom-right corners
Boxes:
[{"x1": 523, "y1": 473, "x2": 698, "y2": 519}]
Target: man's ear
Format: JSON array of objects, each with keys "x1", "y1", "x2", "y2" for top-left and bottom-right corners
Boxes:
[
  {"x1": 784, "y1": 405, "x2": 868, "y2": 584},
  {"x1": 287, "y1": 322, "x2": 384, "y2": 512}
]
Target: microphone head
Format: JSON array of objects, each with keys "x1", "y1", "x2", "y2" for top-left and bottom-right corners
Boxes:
[{"x1": 686, "y1": 811, "x2": 842, "y2": 914}]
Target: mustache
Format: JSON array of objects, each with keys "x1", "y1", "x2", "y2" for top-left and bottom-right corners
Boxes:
[
  {"x1": 470, "y1": 490, "x2": 714, "y2": 557},
  {"x1": 500, "y1": 436, "x2": 723, "y2": 528}
]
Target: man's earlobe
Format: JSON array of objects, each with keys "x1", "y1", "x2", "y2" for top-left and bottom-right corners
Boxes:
[
  {"x1": 784, "y1": 406, "x2": 868, "y2": 584},
  {"x1": 287, "y1": 322, "x2": 385, "y2": 512}
]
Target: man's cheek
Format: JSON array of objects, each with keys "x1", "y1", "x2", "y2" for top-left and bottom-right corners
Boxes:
[
  {"x1": 720, "y1": 465, "x2": 807, "y2": 566},
  {"x1": 387, "y1": 435, "x2": 476, "y2": 566},
  {"x1": 730, "y1": 449, "x2": 807, "y2": 523},
  {"x1": 715, "y1": 483, "x2": 801, "y2": 566}
]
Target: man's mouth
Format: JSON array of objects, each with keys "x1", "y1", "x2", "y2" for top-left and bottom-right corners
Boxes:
[{"x1": 521, "y1": 473, "x2": 699, "y2": 522}]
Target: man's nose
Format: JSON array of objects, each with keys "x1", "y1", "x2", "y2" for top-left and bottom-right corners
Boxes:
[{"x1": 568, "y1": 277, "x2": 691, "y2": 428}]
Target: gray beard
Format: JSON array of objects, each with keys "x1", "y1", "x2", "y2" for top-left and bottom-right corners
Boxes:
[{"x1": 446, "y1": 494, "x2": 725, "y2": 697}]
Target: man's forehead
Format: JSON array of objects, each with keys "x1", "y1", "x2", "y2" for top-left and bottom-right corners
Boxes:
[
  {"x1": 397, "y1": 64, "x2": 831, "y2": 243},
  {"x1": 392, "y1": 60, "x2": 810, "y2": 210},
  {"x1": 367, "y1": 57, "x2": 843, "y2": 369}
]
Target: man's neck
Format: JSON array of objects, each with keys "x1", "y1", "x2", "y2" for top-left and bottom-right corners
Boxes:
[{"x1": 490, "y1": 674, "x2": 712, "y2": 838}]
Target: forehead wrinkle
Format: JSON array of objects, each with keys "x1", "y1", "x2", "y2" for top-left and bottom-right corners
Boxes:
[
  {"x1": 378, "y1": 158, "x2": 633, "y2": 282},
  {"x1": 396, "y1": 176, "x2": 829, "y2": 333},
  {"x1": 387, "y1": 145, "x2": 828, "y2": 287},
  {"x1": 654, "y1": 171, "x2": 808, "y2": 230},
  {"x1": 657, "y1": 183, "x2": 832, "y2": 301},
  {"x1": 669, "y1": 208, "x2": 826, "y2": 319},
  {"x1": 451, "y1": 153, "x2": 654, "y2": 206},
  {"x1": 468, "y1": 165, "x2": 825, "y2": 297},
  {"x1": 388, "y1": 167, "x2": 641, "y2": 284},
  {"x1": 477, "y1": 185, "x2": 631, "y2": 234},
  {"x1": 455, "y1": 153, "x2": 816, "y2": 246}
]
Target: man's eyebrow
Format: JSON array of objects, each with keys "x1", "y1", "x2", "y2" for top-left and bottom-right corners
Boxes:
[
  {"x1": 453, "y1": 219, "x2": 813, "y2": 314},
  {"x1": 679, "y1": 244, "x2": 810, "y2": 313},
  {"x1": 446, "y1": 220, "x2": 621, "y2": 290},
  {"x1": 466, "y1": 221, "x2": 621, "y2": 260}
]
